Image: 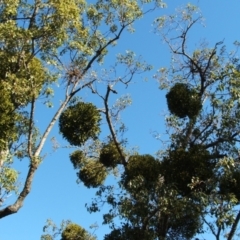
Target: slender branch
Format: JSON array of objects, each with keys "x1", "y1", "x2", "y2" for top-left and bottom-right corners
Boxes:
[
  {"x1": 180, "y1": 18, "x2": 201, "y2": 57},
  {"x1": 142, "y1": 207, "x2": 160, "y2": 231},
  {"x1": 28, "y1": 0, "x2": 41, "y2": 30},
  {"x1": 104, "y1": 85, "x2": 127, "y2": 166},
  {"x1": 34, "y1": 96, "x2": 71, "y2": 156},
  {"x1": 0, "y1": 17, "x2": 32, "y2": 23},
  {"x1": 27, "y1": 97, "x2": 35, "y2": 159},
  {"x1": 72, "y1": 23, "x2": 129, "y2": 96},
  {"x1": 182, "y1": 118, "x2": 196, "y2": 148},
  {"x1": 216, "y1": 225, "x2": 221, "y2": 240},
  {"x1": 205, "y1": 132, "x2": 240, "y2": 149},
  {"x1": 202, "y1": 46, "x2": 217, "y2": 75},
  {"x1": 228, "y1": 210, "x2": 240, "y2": 240},
  {"x1": 157, "y1": 213, "x2": 169, "y2": 240},
  {"x1": 168, "y1": 18, "x2": 222, "y2": 98},
  {"x1": 202, "y1": 216, "x2": 217, "y2": 239}
]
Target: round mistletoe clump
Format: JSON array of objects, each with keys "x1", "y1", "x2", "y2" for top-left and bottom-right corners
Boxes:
[
  {"x1": 123, "y1": 154, "x2": 161, "y2": 188},
  {"x1": 166, "y1": 83, "x2": 201, "y2": 119},
  {"x1": 69, "y1": 150, "x2": 86, "y2": 169},
  {"x1": 78, "y1": 160, "x2": 107, "y2": 188},
  {"x1": 59, "y1": 102, "x2": 101, "y2": 146},
  {"x1": 99, "y1": 141, "x2": 122, "y2": 168},
  {"x1": 61, "y1": 223, "x2": 94, "y2": 240}
]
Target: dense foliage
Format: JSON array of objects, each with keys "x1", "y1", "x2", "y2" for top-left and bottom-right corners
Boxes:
[
  {"x1": 59, "y1": 102, "x2": 101, "y2": 146},
  {"x1": 99, "y1": 141, "x2": 122, "y2": 168},
  {"x1": 166, "y1": 83, "x2": 201, "y2": 119}
]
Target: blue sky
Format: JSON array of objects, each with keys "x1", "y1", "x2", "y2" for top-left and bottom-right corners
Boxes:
[{"x1": 1, "y1": 1, "x2": 240, "y2": 239}]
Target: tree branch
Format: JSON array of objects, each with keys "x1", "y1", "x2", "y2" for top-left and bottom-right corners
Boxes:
[
  {"x1": 27, "y1": 97, "x2": 35, "y2": 159},
  {"x1": 104, "y1": 85, "x2": 127, "y2": 166},
  {"x1": 0, "y1": 163, "x2": 37, "y2": 218},
  {"x1": 205, "y1": 132, "x2": 240, "y2": 149},
  {"x1": 228, "y1": 210, "x2": 240, "y2": 240},
  {"x1": 34, "y1": 96, "x2": 71, "y2": 157},
  {"x1": 28, "y1": 0, "x2": 41, "y2": 30},
  {"x1": 71, "y1": 24, "x2": 129, "y2": 97},
  {"x1": 202, "y1": 216, "x2": 218, "y2": 239}
]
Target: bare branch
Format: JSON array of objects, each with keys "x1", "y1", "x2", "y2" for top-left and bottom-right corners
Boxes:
[
  {"x1": 0, "y1": 163, "x2": 37, "y2": 219},
  {"x1": 72, "y1": 24, "x2": 129, "y2": 96},
  {"x1": 103, "y1": 85, "x2": 127, "y2": 166},
  {"x1": 34, "y1": 97, "x2": 71, "y2": 157},
  {"x1": 202, "y1": 216, "x2": 218, "y2": 239},
  {"x1": 228, "y1": 210, "x2": 240, "y2": 240},
  {"x1": 27, "y1": 97, "x2": 35, "y2": 159}
]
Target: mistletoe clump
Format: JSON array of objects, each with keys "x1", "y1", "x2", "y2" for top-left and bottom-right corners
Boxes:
[
  {"x1": 59, "y1": 102, "x2": 101, "y2": 146},
  {"x1": 161, "y1": 145, "x2": 213, "y2": 195},
  {"x1": 78, "y1": 160, "x2": 107, "y2": 188},
  {"x1": 69, "y1": 150, "x2": 86, "y2": 169},
  {"x1": 166, "y1": 83, "x2": 201, "y2": 119},
  {"x1": 61, "y1": 223, "x2": 95, "y2": 240},
  {"x1": 99, "y1": 141, "x2": 122, "y2": 168},
  {"x1": 123, "y1": 154, "x2": 161, "y2": 189}
]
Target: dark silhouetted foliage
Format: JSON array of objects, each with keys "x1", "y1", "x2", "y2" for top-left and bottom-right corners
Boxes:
[{"x1": 166, "y1": 83, "x2": 201, "y2": 119}]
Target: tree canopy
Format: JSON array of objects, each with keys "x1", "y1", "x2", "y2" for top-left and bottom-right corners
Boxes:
[{"x1": 1, "y1": 1, "x2": 240, "y2": 240}]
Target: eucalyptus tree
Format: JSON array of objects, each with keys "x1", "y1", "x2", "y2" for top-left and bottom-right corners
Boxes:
[{"x1": 0, "y1": 0, "x2": 165, "y2": 220}]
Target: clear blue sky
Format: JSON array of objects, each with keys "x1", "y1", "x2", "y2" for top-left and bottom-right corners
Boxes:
[{"x1": 1, "y1": 1, "x2": 240, "y2": 239}]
